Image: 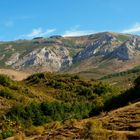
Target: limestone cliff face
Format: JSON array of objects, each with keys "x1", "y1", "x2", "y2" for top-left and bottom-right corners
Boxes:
[
  {"x1": 74, "y1": 35, "x2": 140, "y2": 62},
  {"x1": 74, "y1": 33, "x2": 120, "y2": 61},
  {"x1": 5, "y1": 53, "x2": 20, "y2": 65},
  {"x1": 109, "y1": 37, "x2": 140, "y2": 60},
  {"x1": 6, "y1": 46, "x2": 72, "y2": 71}
]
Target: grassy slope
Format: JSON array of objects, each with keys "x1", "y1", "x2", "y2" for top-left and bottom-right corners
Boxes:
[
  {"x1": 20, "y1": 101, "x2": 140, "y2": 140},
  {"x1": 0, "y1": 72, "x2": 119, "y2": 138},
  {"x1": 0, "y1": 71, "x2": 140, "y2": 139},
  {"x1": 6, "y1": 102, "x2": 140, "y2": 140},
  {"x1": 100, "y1": 65, "x2": 140, "y2": 90}
]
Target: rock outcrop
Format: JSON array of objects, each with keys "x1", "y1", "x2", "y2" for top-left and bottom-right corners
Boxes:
[{"x1": 11, "y1": 46, "x2": 72, "y2": 71}]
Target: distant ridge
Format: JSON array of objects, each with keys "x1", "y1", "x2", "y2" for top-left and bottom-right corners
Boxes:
[{"x1": 0, "y1": 32, "x2": 140, "y2": 78}]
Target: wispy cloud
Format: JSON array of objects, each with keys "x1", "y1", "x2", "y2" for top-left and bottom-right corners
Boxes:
[
  {"x1": 63, "y1": 26, "x2": 95, "y2": 37},
  {"x1": 63, "y1": 30, "x2": 94, "y2": 37},
  {"x1": 5, "y1": 21, "x2": 14, "y2": 27},
  {"x1": 17, "y1": 28, "x2": 56, "y2": 39},
  {"x1": 16, "y1": 15, "x2": 35, "y2": 20},
  {"x1": 122, "y1": 23, "x2": 140, "y2": 34},
  {"x1": 26, "y1": 28, "x2": 56, "y2": 38}
]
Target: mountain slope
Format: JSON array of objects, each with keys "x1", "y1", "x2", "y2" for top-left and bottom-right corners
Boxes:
[
  {"x1": 1, "y1": 71, "x2": 140, "y2": 139},
  {"x1": 21, "y1": 101, "x2": 140, "y2": 140},
  {"x1": 0, "y1": 69, "x2": 29, "y2": 81},
  {"x1": 0, "y1": 72, "x2": 119, "y2": 139},
  {"x1": 67, "y1": 33, "x2": 140, "y2": 78},
  {"x1": 0, "y1": 32, "x2": 140, "y2": 78}
]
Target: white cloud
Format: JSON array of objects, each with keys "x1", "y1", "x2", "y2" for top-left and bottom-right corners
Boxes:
[
  {"x1": 17, "y1": 28, "x2": 56, "y2": 39},
  {"x1": 26, "y1": 28, "x2": 56, "y2": 38},
  {"x1": 122, "y1": 23, "x2": 140, "y2": 33},
  {"x1": 63, "y1": 26, "x2": 94, "y2": 37},
  {"x1": 63, "y1": 30, "x2": 94, "y2": 37}
]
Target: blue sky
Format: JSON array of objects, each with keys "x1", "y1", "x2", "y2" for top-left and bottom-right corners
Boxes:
[{"x1": 0, "y1": 0, "x2": 140, "y2": 41}]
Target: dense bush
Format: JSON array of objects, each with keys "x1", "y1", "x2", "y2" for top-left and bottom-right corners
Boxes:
[
  {"x1": 7, "y1": 101, "x2": 92, "y2": 126},
  {"x1": 134, "y1": 76, "x2": 140, "y2": 87},
  {"x1": 0, "y1": 74, "x2": 19, "y2": 90},
  {"x1": 0, "y1": 74, "x2": 14, "y2": 87},
  {"x1": 0, "y1": 88, "x2": 14, "y2": 99},
  {"x1": 102, "y1": 76, "x2": 140, "y2": 111},
  {"x1": 5, "y1": 73, "x2": 120, "y2": 128},
  {"x1": 0, "y1": 120, "x2": 15, "y2": 139},
  {"x1": 93, "y1": 83, "x2": 113, "y2": 95},
  {"x1": 76, "y1": 86, "x2": 92, "y2": 96},
  {"x1": 1, "y1": 128, "x2": 14, "y2": 139}
]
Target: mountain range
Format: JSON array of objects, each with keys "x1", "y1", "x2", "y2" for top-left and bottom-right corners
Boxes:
[{"x1": 1, "y1": 32, "x2": 140, "y2": 78}]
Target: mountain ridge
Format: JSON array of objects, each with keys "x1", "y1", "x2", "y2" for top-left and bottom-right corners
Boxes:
[{"x1": 0, "y1": 32, "x2": 140, "y2": 78}]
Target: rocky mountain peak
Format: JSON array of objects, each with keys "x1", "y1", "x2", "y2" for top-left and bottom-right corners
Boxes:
[
  {"x1": 123, "y1": 36, "x2": 139, "y2": 47},
  {"x1": 100, "y1": 32, "x2": 118, "y2": 42},
  {"x1": 108, "y1": 36, "x2": 140, "y2": 60},
  {"x1": 74, "y1": 32, "x2": 120, "y2": 62}
]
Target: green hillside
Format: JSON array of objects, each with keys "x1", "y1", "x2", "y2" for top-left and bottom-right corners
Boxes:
[
  {"x1": 100, "y1": 65, "x2": 140, "y2": 89},
  {"x1": 0, "y1": 72, "x2": 140, "y2": 139},
  {"x1": 0, "y1": 73, "x2": 119, "y2": 139}
]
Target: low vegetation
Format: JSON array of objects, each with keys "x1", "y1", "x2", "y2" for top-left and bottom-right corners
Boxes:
[
  {"x1": 100, "y1": 65, "x2": 140, "y2": 80},
  {"x1": 0, "y1": 72, "x2": 140, "y2": 139}
]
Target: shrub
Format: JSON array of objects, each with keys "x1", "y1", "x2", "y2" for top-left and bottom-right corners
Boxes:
[
  {"x1": 0, "y1": 133, "x2": 2, "y2": 140},
  {"x1": 93, "y1": 84, "x2": 113, "y2": 95},
  {"x1": 71, "y1": 75, "x2": 80, "y2": 80},
  {"x1": 76, "y1": 86, "x2": 92, "y2": 96},
  {"x1": 134, "y1": 76, "x2": 140, "y2": 87},
  {"x1": 1, "y1": 128, "x2": 14, "y2": 139},
  {"x1": 0, "y1": 74, "x2": 16, "y2": 87},
  {"x1": 0, "y1": 88, "x2": 14, "y2": 99},
  {"x1": 7, "y1": 101, "x2": 92, "y2": 126}
]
